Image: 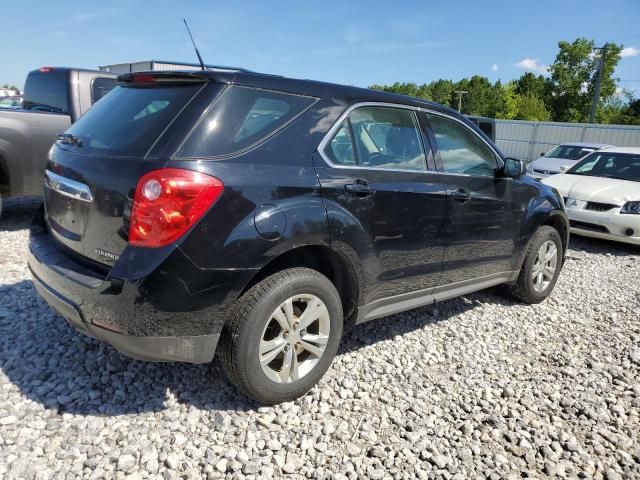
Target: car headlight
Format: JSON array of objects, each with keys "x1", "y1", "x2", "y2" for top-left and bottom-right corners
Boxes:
[{"x1": 621, "y1": 201, "x2": 640, "y2": 214}]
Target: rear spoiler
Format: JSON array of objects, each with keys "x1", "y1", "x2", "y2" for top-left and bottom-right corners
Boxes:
[{"x1": 117, "y1": 71, "x2": 215, "y2": 85}]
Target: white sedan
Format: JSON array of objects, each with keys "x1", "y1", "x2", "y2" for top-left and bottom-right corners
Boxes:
[{"x1": 542, "y1": 147, "x2": 640, "y2": 246}]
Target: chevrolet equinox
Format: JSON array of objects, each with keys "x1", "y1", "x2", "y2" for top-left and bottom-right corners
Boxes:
[{"x1": 28, "y1": 70, "x2": 569, "y2": 404}]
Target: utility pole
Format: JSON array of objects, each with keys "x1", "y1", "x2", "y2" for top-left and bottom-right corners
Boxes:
[
  {"x1": 589, "y1": 43, "x2": 608, "y2": 124},
  {"x1": 455, "y1": 90, "x2": 468, "y2": 113}
]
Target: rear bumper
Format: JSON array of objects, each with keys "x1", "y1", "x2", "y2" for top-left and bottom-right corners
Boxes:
[
  {"x1": 30, "y1": 271, "x2": 219, "y2": 362},
  {"x1": 28, "y1": 207, "x2": 254, "y2": 363}
]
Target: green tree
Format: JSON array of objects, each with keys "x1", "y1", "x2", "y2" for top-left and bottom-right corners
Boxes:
[
  {"x1": 427, "y1": 79, "x2": 454, "y2": 107},
  {"x1": 453, "y1": 76, "x2": 503, "y2": 117},
  {"x1": 547, "y1": 38, "x2": 622, "y2": 122},
  {"x1": 517, "y1": 95, "x2": 551, "y2": 121}
]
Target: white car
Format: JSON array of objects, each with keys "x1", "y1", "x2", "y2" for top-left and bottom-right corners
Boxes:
[
  {"x1": 542, "y1": 147, "x2": 640, "y2": 246},
  {"x1": 527, "y1": 143, "x2": 611, "y2": 180}
]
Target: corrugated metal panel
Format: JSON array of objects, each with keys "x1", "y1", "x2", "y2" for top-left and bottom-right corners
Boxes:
[{"x1": 495, "y1": 120, "x2": 640, "y2": 161}]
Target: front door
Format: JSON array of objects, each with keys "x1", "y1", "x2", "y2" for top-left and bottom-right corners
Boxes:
[
  {"x1": 314, "y1": 105, "x2": 448, "y2": 305},
  {"x1": 423, "y1": 112, "x2": 519, "y2": 286}
]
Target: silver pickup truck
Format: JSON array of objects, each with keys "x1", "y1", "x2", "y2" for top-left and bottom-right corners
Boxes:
[{"x1": 0, "y1": 67, "x2": 116, "y2": 199}]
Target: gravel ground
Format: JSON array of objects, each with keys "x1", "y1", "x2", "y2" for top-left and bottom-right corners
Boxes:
[{"x1": 0, "y1": 198, "x2": 639, "y2": 480}]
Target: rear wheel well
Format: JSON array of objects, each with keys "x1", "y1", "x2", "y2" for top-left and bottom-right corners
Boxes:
[
  {"x1": 240, "y1": 246, "x2": 359, "y2": 321},
  {"x1": 543, "y1": 214, "x2": 568, "y2": 255}
]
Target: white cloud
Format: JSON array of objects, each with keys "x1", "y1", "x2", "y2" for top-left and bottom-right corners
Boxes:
[
  {"x1": 516, "y1": 58, "x2": 548, "y2": 74},
  {"x1": 490, "y1": 64, "x2": 498, "y2": 72},
  {"x1": 620, "y1": 47, "x2": 639, "y2": 58}
]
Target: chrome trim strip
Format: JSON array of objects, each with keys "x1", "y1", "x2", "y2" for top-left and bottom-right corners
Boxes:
[
  {"x1": 44, "y1": 170, "x2": 94, "y2": 203},
  {"x1": 317, "y1": 101, "x2": 503, "y2": 173}
]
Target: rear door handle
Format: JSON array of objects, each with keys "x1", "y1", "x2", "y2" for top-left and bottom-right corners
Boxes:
[
  {"x1": 345, "y1": 181, "x2": 376, "y2": 198},
  {"x1": 450, "y1": 188, "x2": 471, "y2": 203}
]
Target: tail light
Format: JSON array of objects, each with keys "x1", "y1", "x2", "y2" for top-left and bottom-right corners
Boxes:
[{"x1": 129, "y1": 168, "x2": 224, "y2": 248}]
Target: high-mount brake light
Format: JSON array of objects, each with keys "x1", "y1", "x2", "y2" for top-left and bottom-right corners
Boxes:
[
  {"x1": 39, "y1": 67, "x2": 53, "y2": 73},
  {"x1": 131, "y1": 74, "x2": 156, "y2": 84},
  {"x1": 129, "y1": 168, "x2": 224, "y2": 248}
]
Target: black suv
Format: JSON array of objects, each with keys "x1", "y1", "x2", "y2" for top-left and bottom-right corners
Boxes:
[{"x1": 28, "y1": 70, "x2": 568, "y2": 404}]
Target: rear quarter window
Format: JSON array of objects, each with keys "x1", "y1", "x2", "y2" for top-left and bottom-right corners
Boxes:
[{"x1": 176, "y1": 85, "x2": 316, "y2": 158}]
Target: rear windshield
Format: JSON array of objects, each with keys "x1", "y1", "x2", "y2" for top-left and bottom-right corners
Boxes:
[
  {"x1": 64, "y1": 84, "x2": 202, "y2": 158},
  {"x1": 176, "y1": 85, "x2": 316, "y2": 158},
  {"x1": 23, "y1": 70, "x2": 69, "y2": 114}
]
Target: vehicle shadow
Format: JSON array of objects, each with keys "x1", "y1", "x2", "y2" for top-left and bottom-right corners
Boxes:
[
  {"x1": 567, "y1": 234, "x2": 639, "y2": 257},
  {"x1": 0, "y1": 276, "x2": 485, "y2": 415},
  {"x1": 0, "y1": 279, "x2": 258, "y2": 416},
  {"x1": 0, "y1": 197, "x2": 41, "y2": 232}
]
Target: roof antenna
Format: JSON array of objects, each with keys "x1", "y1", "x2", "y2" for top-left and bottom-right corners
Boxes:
[{"x1": 183, "y1": 18, "x2": 206, "y2": 70}]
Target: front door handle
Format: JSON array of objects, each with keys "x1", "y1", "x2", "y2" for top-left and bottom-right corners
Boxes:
[
  {"x1": 345, "y1": 180, "x2": 376, "y2": 198},
  {"x1": 450, "y1": 188, "x2": 471, "y2": 203}
]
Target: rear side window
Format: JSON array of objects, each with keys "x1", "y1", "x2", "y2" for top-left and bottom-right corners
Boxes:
[
  {"x1": 426, "y1": 114, "x2": 497, "y2": 176},
  {"x1": 64, "y1": 84, "x2": 202, "y2": 158},
  {"x1": 176, "y1": 86, "x2": 315, "y2": 158},
  {"x1": 91, "y1": 77, "x2": 116, "y2": 103},
  {"x1": 326, "y1": 121, "x2": 356, "y2": 166},
  {"x1": 22, "y1": 70, "x2": 69, "y2": 114},
  {"x1": 323, "y1": 106, "x2": 426, "y2": 171}
]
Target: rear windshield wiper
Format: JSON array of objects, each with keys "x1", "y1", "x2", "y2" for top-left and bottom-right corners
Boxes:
[{"x1": 56, "y1": 133, "x2": 83, "y2": 147}]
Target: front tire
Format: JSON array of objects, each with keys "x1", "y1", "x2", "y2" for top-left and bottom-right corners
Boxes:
[
  {"x1": 510, "y1": 225, "x2": 563, "y2": 304},
  {"x1": 219, "y1": 268, "x2": 343, "y2": 404}
]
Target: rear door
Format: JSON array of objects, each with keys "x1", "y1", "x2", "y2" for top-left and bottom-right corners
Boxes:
[
  {"x1": 422, "y1": 112, "x2": 518, "y2": 285},
  {"x1": 314, "y1": 104, "x2": 447, "y2": 305},
  {"x1": 43, "y1": 78, "x2": 211, "y2": 265}
]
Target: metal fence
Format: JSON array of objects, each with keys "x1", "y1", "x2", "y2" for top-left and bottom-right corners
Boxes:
[{"x1": 495, "y1": 120, "x2": 640, "y2": 162}]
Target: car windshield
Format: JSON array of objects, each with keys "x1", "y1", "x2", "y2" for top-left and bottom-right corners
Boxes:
[
  {"x1": 567, "y1": 152, "x2": 640, "y2": 182},
  {"x1": 544, "y1": 145, "x2": 597, "y2": 160}
]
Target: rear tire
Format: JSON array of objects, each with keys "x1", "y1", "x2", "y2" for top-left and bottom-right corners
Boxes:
[
  {"x1": 219, "y1": 267, "x2": 343, "y2": 404},
  {"x1": 510, "y1": 225, "x2": 563, "y2": 304}
]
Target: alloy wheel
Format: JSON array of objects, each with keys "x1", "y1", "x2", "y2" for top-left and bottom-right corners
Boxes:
[
  {"x1": 532, "y1": 240, "x2": 558, "y2": 293},
  {"x1": 259, "y1": 294, "x2": 331, "y2": 383}
]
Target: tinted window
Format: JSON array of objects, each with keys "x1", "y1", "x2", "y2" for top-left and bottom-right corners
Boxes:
[
  {"x1": 91, "y1": 77, "x2": 116, "y2": 103},
  {"x1": 326, "y1": 121, "x2": 356, "y2": 165},
  {"x1": 64, "y1": 84, "x2": 202, "y2": 158},
  {"x1": 346, "y1": 106, "x2": 426, "y2": 171},
  {"x1": 22, "y1": 70, "x2": 69, "y2": 114},
  {"x1": 568, "y1": 152, "x2": 640, "y2": 182},
  {"x1": 427, "y1": 114, "x2": 497, "y2": 176},
  {"x1": 177, "y1": 86, "x2": 315, "y2": 158}
]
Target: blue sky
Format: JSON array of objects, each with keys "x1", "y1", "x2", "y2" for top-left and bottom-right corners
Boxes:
[{"x1": 1, "y1": 0, "x2": 639, "y2": 94}]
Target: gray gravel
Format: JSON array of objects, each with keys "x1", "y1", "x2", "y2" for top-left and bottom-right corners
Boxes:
[{"x1": 1, "y1": 198, "x2": 639, "y2": 479}]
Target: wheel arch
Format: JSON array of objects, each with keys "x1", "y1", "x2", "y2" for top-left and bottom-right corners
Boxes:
[{"x1": 238, "y1": 244, "x2": 360, "y2": 322}]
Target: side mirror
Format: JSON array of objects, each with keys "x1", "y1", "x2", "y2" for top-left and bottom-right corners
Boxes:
[
  {"x1": 540, "y1": 152, "x2": 546, "y2": 157},
  {"x1": 503, "y1": 157, "x2": 526, "y2": 178},
  {"x1": 559, "y1": 165, "x2": 569, "y2": 173}
]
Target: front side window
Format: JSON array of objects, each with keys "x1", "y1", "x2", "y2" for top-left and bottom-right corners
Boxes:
[
  {"x1": 177, "y1": 86, "x2": 316, "y2": 158},
  {"x1": 426, "y1": 114, "x2": 497, "y2": 176}
]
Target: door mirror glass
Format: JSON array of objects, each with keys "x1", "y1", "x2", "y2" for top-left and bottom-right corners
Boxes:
[{"x1": 504, "y1": 157, "x2": 525, "y2": 177}]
